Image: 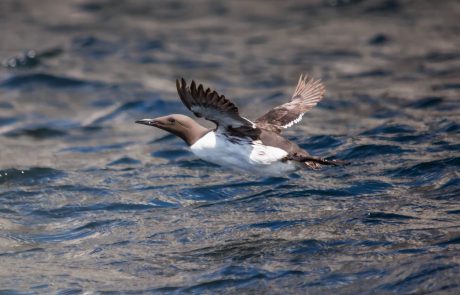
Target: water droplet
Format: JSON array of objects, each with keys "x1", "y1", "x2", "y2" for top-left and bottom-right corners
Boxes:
[
  {"x1": 27, "y1": 50, "x2": 36, "y2": 58},
  {"x1": 7, "y1": 58, "x2": 16, "y2": 67}
]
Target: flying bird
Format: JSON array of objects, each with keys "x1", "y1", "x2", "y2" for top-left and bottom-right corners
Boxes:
[{"x1": 136, "y1": 75, "x2": 343, "y2": 176}]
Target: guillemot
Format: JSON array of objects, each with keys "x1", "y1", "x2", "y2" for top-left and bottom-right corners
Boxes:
[{"x1": 136, "y1": 75, "x2": 343, "y2": 176}]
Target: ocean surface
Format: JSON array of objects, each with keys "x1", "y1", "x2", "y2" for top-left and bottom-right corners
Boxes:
[{"x1": 0, "y1": 0, "x2": 459, "y2": 294}]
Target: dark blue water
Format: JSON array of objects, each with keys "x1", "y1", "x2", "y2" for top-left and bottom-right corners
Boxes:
[{"x1": 1, "y1": 0, "x2": 459, "y2": 293}]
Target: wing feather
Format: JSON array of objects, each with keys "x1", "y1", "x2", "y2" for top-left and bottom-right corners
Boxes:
[
  {"x1": 176, "y1": 78, "x2": 255, "y2": 129},
  {"x1": 255, "y1": 74, "x2": 325, "y2": 133}
]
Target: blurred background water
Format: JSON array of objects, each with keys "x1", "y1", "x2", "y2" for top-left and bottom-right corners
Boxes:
[{"x1": 0, "y1": 0, "x2": 459, "y2": 293}]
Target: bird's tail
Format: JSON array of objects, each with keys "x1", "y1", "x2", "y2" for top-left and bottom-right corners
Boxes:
[
  {"x1": 304, "y1": 157, "x2": 348, "y2": 169},
  {"x1": 285, "y1": 153, "x2": 348, "y2": 169}
]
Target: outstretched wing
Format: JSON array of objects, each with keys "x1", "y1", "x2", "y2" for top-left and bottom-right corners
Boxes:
[
  {"x1": 176, "y1": 78, "x2": 255, "y2": 130},
  {"x1": 255, "y1": 74, "x2": 325, "y2": 133}
]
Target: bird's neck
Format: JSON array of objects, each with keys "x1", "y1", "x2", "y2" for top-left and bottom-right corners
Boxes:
[{"x1": 180, "y1": 122, "x2": 211, "y2": 146}]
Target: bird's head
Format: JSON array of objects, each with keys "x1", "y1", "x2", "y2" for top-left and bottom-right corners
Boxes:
[{"x1": 135, "y1": 114, "x2": 208, "y2": 146}]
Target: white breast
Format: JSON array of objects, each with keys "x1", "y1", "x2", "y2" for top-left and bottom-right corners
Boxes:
[{"x1": 190, "y1": 131, "x2": 297, "y2": 176}]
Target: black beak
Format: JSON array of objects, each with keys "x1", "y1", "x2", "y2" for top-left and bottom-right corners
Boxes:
[{"x1": 135, "y1": 119, "x2": 160, "y2": 127}]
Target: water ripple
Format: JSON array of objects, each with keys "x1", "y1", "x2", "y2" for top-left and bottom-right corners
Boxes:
[
  {"x1": 0, "y1": 73, "x2": 105, "y2": 89},
  {"x1": 0, "y1": 168, "x2": 65, "y2": 186}
]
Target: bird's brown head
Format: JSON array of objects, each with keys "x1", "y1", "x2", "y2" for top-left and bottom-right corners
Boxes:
[{"x1": 135, "y1": 114, "x2": 209, "y2": 146}]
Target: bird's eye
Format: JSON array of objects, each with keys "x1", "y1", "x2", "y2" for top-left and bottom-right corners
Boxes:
[{"x1": 168, "y1": 118, "x2": 176, "y2": 123}]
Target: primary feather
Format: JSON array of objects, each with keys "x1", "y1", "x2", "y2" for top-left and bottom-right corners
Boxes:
[{"x1": 255, "y1": 74, "x2": 325, "y2": 133}]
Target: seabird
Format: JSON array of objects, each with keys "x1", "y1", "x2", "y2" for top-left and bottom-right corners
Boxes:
[{"x1": 136, "y1": 75, "x2": 343, "y2": 176}]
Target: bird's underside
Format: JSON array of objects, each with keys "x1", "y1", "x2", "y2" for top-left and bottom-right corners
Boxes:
[{"x1": 176, "y1": 75, "x2": 341, "y2": 169}]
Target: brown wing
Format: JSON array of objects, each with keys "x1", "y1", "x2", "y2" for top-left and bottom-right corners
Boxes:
[
  {"x1": 255, "y1": 74, "x2": 325, "y2": 133},
  {"x1": 176, "y1": 78, "x2": 255, "y2": 130}
]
